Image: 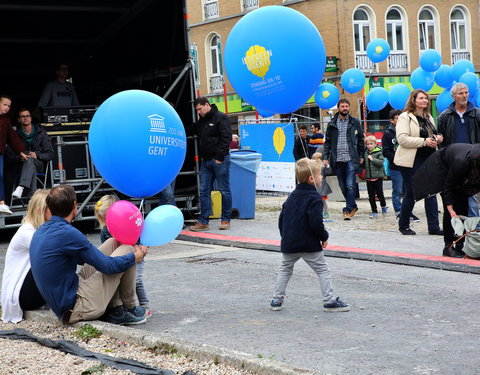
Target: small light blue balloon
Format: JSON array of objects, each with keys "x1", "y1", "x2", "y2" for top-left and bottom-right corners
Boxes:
[
  {"x1": 434, "y1": 65, "x2": 454, "y2": 89},
  {"x1": 224, "y1": 6, "x2": 326, "y2": 114},
  {"x1": 419, "y1": 49, "x2": 442, "y2": 72},
  {"x1": 341, "y1": 68, "x2": 366, "y2": 94},
  {"x1": 366, "y1": 87, "x2": 389, "y2": 112},
  {"x1": 314, "y1": 83, "x2": 340, "y2": 109},
  {"x1": 366, "y1": 38, "x2": 391, "y2": 63},
  {"x1": 89, "y1": 90, "x2": 187, "y2": 198},
  {"x1": 451, "y1": 59, "x2": 475, "y2": 81},
  {"x1": 140, "y1": 205, "x2": 184, "y2": 246},
  {"x1": 459, "y1": 72, "x2": 480, "y2": 97},
  {"x1": 256, "y1": 108, "x2": 276, "y2": 118},
  {"x1": 410, "y1": 68, "x2": 435, "y2": 91},
  {"x1": 388, "y1": 83, "x2": 411, "y2": 110},
  {"x1": 435, "y1": 90, "x2": 454, "y2": 113}
]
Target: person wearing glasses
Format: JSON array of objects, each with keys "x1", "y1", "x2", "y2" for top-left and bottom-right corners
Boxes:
[
  {"x1": 38, "y1": 63, "x2": 80, "y2": 107},
  {"x1": 5, "y1": 108, "x2": 53, "y2": 200}
]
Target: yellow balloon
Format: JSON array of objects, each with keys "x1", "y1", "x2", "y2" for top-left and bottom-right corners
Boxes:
[
  {"x1": 244, "y1": 45, "x2": 271, "y2": 80},
  {"x1": 273, "y1": 127, "x2": 286, "y2": 157}
]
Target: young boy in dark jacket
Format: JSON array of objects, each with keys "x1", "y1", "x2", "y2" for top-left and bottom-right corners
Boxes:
[{"x1": 270, "y1": 157, "x2": 350, "y2": 312}]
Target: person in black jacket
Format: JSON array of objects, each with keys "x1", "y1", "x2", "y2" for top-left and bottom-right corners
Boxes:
[
  {"x1": 292, "y1": 124, "x2": 310, "y2": 161},
  {"x1": 270, "y1": 157, "x2": 349, "y2": 312},
  {"x1": 6, "y1": 108, "x2": 53, "y2": 200},
  {"x1": 189, "y1": 97, "x2": 232, "y2": 232}
]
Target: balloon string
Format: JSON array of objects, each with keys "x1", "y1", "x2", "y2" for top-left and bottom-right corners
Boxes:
[
  {"x1": 139, "y1": 199, "x2": 145, "y2": 212},
  {"x1": 292, "y1": 114, "x2": 318, "y2": 191}
]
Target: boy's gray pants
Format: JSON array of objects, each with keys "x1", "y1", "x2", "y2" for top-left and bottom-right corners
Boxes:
[{"x1": 273, "y1": 251, "x2": 334, "y2": 304}]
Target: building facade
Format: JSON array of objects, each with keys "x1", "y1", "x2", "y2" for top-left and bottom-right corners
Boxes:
[{"x1": 187, "y1": 0, "x2": 479, "y2": 132}]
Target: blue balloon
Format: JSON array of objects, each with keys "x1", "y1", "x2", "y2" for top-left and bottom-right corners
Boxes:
[
  {"x1": 435, "y1": 90, "x2": 454, "y2": 113},
  {"x1": 459, "y1": 72, "x2": 480, "y2": 97},
  {"x1": 451, "y1": 59, "x2": 475, "y2": 81},
  {"x1": 314, "y1": 83, "x2": 340, "y2": 109},
  {"x1": 140, "y1": 205, "x2": 184, "y2": 246},
  {"x1": 256, "y1": 108, "x2": 276, "y2": 118},
  {"x1": 366, "y1": 38, "x2": 390, "y2": 63},
  {"x1": 89, "y1": 90, "x2": 187, "y2": 198},
  {"x1": 366, "y1": 87, "x2": 389, "y2": 112},
  {"x1": 419, "y1": 49, "x2": 442, "y2": 72},
  {"x1": 410, "y1": 68, "x2": 435, "y2": 91},
  {"x1": 388, "y1": 83, "x2": 411, "y2": 110},
  {"x1": 224, "y1": 6, "x2": 326, "y2": 114},
  {"x1": 341, "y1": 68, "x2": 366, "y2": 94},
  {"x1": 434, "y1": 65, "x2": 454, "y2": 89}
]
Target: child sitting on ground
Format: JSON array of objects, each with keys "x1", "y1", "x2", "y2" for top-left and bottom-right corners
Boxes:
[
  {"x1": 363, "y1": 135, "x2": 387, "y2": 219},
  {"x1": 311, "y1": 152, "x2": 332, "y2": 219},
  {"x1": 95, "y1": 194, "x2": 151, "y2": 317},
  {"x1": 270, "y1": 157, "x2": 350, "y2": 312}
]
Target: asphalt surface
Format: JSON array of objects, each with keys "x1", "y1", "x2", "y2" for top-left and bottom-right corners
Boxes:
[{"x1": 1, "y1": 222, "x2": 480, "y2": 374}]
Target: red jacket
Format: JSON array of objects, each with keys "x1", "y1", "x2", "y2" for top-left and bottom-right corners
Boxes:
[{"x1": 0, "y1": 115, "x2": 24, "y2": 154}]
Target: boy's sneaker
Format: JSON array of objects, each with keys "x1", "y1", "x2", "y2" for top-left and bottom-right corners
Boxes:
[
  {"x1": 323, "y1": 212, "x2": 329, "y2": 219},
  {"x1": 141, "y1": 304, "x2": 152, "y2": 319},
  {"x1": 369, "y1": 212, "x2": 377, "y2": 219},
  {"x1": 0, "y1": 204, "x2": 13, "y2": 216},
  {"x1": 410, "y1": 214, "x2": 420, "y2": 223},
  {"x1": 382, "y1": 206, "x2": 388, "y2": 215},
  {"x1": 104, "y1": 305, "x2": 147, "y2": 325},
  {"x1": 323, "y1": 297, "x2": 350, "y2": 312},
  {"x1": 270, "y1": 299, "x2": 283, "y2": 311}
]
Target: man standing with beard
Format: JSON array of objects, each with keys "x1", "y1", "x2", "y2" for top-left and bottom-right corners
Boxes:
[{"x1": 323, "y1": 99, "x2": 365, "y2": 220}]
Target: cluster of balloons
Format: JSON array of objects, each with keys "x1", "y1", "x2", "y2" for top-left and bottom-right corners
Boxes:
[{"x1": 89, "y1": 89, "x2": 188, "y2": 246}]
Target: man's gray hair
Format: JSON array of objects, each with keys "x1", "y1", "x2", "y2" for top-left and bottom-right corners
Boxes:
[{"x1": 450, "y1": 82, "x2": 469, "y2": 96}]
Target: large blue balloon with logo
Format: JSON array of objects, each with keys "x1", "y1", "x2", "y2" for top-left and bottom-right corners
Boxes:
[
  {"x1": 434, "y1": 65, "x2": 454, "y2": 89},
  {"x1": 419, "y1": 49, "x2": 442, "y2": 72},
  {"x1": 89, "y1": 90, "x2": 187, "y2": 198},
  {"x1": 389, "y1": 83, "x2": 411, "y2": 110},
  {"x1": 452, "y1": 59, "x2": 475, "y2": 81},
  {"x1": 314, "y1": 83, "x2": 340, "y2": 109},
  {"x1": 459, "y1": 72, "x2": 480, "y2": 97},
  {"x1": 435, "y1": 90, "x2": 454, "y2": 113},
  {"x1": 366, "y1": 39, "x2": 390, "y2": 63},
  {"x1": 341, "y1": 68, "x2": 366, "y2": 94},
  {"x1": 366, "y1": 87, "x2": 389, "y2": 112},
  {"x1": 224, "y1": 6, "x2": 326, "y2": 114},
  {"x1": 410, "y1": 68, "x2": 435, "y2": 91}
]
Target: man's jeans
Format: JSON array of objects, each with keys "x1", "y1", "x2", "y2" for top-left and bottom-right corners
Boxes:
[
  {"x1": 389, "y1": 169, "x2": 404, "y2": 215},
  {"x1": 335, "y1": 161, "x2": 357, "y2": 213},
  {"x1": 468, "y1": 194, "x2": 479, "y2": 217},
  {"x1": 199, "y1": 156, "x2": 232, "y2": 224},
  {"x1": 158, "y1": 179, "x2": 176, "y2": 206}
]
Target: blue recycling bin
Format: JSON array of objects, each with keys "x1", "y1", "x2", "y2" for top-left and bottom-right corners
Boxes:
[{"x1": 229, "y1": 149, "x2": 262, "y2": 219}]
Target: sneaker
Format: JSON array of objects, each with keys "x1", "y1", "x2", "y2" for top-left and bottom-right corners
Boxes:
[
  {"x1": 219, "y1": 221, "x2": 230, "y2": 230},
  {"x1": 410, "y1": 214, "x2": 420, "y2": 223},
  {"x1": 381, "y1": 206, "x2": 388, "y2": 215},
  {"x1": 348, "y1": 207, "x2": 358, "y2": 218},
  {"x1": 369, "y1": 212, "x2": 378, "y2": 219},
  {"x1": 399, "y1": 227, "x2": 416, "y2": 235},
  {"x1": 104, "y1": 305, "x2": 147, "y2": 325},
  {"x1": 12, "y1": 186, "x2": 24, "y2": 199},
  {"x1": 189, "y1": 222, "x2": 209, "y2": 232},
  {"x1": 323, "y1": 212, "x2": 329, "y2": 219},
  {"x1": 270, "y1": 299, "x2": 283, "y2": 311},
  {"x1": 343, "y1": 211, "x2": 350, "y2": 221},
  {"x1": 323, "y1": 297, "x2": 350, "y2": 312},
  {"x1": 396, "y1": 214, "x2": 400, "y2": 222},
  {"x1": 428, "y1": 229, "x2": 444, "y2": 236},
  {"x1": 141, "y1": 305, "x2": 152, "y2": 319},
  {"x1": 0, "y1": 204, "x2": 13, "y2": 216}
]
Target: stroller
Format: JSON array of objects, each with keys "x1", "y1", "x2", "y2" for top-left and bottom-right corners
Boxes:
[{"x1": 451, "y1": 216, "x2": 480, "y2": 259}]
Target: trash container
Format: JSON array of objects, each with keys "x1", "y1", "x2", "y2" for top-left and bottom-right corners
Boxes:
[{"x1": 229, "y1": 149, "x2": 262, "y2": 219}]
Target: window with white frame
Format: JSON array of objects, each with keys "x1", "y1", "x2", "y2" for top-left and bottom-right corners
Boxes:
[
  {"x1": 450, "y1": 8, "x2": 467, "y2": 51},
  {"x1": 353, "y1": 8, "x2": 374, "y2": 70},
  {"x1": 242, "y1": 0, "x2": 258, "y2": 12},
  {"x1": 204, "y1": 0, "x2": 218, "y2": 20},
  {"x1": 386, "y1": 8, "x2": 404, "y2": 51},
  {"x1": 208, "y1": 34, "x2": 223, "y2": 93},
  {"x1": 419, "y1": 8, "x2": 436, "y2": 51}
]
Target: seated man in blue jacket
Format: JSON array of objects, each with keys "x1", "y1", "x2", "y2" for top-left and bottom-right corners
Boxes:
[{"x1": 30, "y1": 185, "x2": 148, "y2": 325}]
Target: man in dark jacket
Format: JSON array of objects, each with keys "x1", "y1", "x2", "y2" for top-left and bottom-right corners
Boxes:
[
  {"x1": 189, "y1": 97, "x2": 232, "y2": 231},
  {"x1": 293, "y1": 124, "x2": 310, "y2": 161},
  {"x1": 323, "y1": 98, "x2": 365, "y2": 220},
  {"x1": 6, "y1": 108, "x2": 54, "y2": 199}
]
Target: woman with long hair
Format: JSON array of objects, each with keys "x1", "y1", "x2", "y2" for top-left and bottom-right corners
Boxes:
[
  {"x1": 394, "y1": 89, "x2": 443, "y2": 236},
  {"x1": 1, "y1": 189, "x2": 51, "y2": 323}
]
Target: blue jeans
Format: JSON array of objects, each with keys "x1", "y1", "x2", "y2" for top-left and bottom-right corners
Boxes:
[
  {"x1": 389, "y1": 169, "x2": 404, "y2": 215},
  {"x1": 0, "y1": 154, "x2": 4, "y2": 201},
  {"x1": 199, "y1": 156, "x2": 232, "y2": 224},
  {"x1": 158, "y1": 179, "x2": 176, "y2": 206},
  {"x1": 398, "y1": 157, "x2": 440, "y2": 232},
  {"x1": 468, "y1": 194, "x2": 479, "y2": 217},
  {"x1": 135, "y1": 259, "x2": 149, "y2": 306},
  {"x1": 335, "y1": 161, "x2": 357, "y2": 213}
]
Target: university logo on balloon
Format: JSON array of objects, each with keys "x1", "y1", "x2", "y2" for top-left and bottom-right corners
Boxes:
[{"x1": 243, "y1": 45, "x2": 272, "y2": 79}]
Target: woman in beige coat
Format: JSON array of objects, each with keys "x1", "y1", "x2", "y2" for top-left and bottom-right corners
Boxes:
[{"x1": 394, "y1": 89, "x2": 443, "y2": 235}]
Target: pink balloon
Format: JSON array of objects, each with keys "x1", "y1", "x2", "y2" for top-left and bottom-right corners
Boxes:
[{"x1": 106, "y1": 201, "x2": 144, "y2": 245}]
